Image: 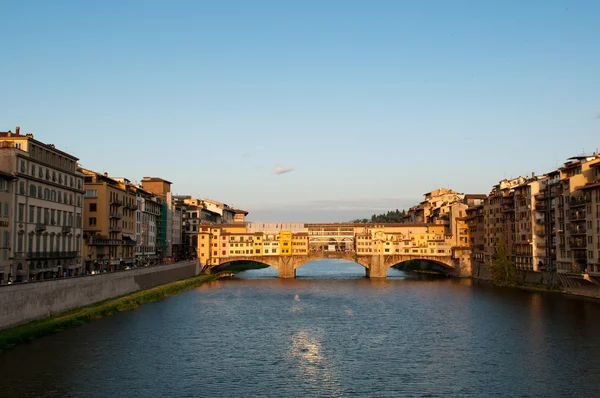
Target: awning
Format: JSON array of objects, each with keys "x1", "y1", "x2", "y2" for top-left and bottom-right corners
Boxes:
[{"x1": 122, "y1": 233, "x2": 136, "y2": 242}]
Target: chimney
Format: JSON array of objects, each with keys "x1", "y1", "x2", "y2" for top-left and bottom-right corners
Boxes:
[
  {"x1": 104, "y1": 172, "x2": 108, "y2": 177},
  {"x1": 15, "y1": 126, "x2": 20, "y2": 135},
  {"x1": 531, "y1": 172, "x2": 535, "y2": 178}
]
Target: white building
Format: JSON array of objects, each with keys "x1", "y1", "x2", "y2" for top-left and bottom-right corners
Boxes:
[{"x1": 0, "y1": 128, "x2": 84, "y2": 281}]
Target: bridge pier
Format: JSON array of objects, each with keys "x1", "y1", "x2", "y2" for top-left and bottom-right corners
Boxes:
[
  {"x1": 277, "y1": 257, "x2": 297, "y2": 278},
  {"x1": 365, "y1": 255, "x2": 386, "y2": 278},
  {"x1": 278, "y1": 264, "x2": 296, "y2": 278}
]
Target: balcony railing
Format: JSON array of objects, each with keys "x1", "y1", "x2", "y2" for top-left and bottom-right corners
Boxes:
[
  {"x1": 570, "y1": 195, "x2": 591, "y2": 207},
  {"x1": 570, "y1": 227, "x2": 587, "y2": 235},
  {"x1": 110, "y1": 199, "x2": 123, "y2": 206},
  {"x1": 88, "y1": 237, "x2": 122, "y2": 246},
  {"x1": 124, "y1": 202, "x2": 138, "y2": 210},
  {"x1": 61, "y1": 225, "x2": 71, "y2": 234},
  {"x1": 569, "y1": 212, "x2": 586, "y2": 221},
  {"x1": 109, "y1": 226, "x2": 123, "y2": 232},
  {"x1": 109, "y1": 212, "x2": 123, "y2": 219},
  {"x1": 570, "y1": 240, "x2": 586, "y2": 248},
  {"x1": 35, "y1": 222, "x2": 46, "y2": 232}
]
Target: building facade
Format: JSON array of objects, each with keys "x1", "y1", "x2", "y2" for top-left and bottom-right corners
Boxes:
[
  {"x1": 81, "y1": 169, "x2": 137, "y2": 272},
  {"x1": 0, "y1": 128, "x2": 84, "y2": 282},
  {"x1": 0, "y1": 171, "x2": 16, "y2": 283}
]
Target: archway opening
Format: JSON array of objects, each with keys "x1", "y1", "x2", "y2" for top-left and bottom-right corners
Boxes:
[
  {"x1": 295, "y1": 258, "x2": 365, "y2": 279},
  {"x1": 391, "y1": 259, "x2": 451, "y2": 278},
  {"x1": 212, "y1": 260, "x2": 276, "y2": 278}
]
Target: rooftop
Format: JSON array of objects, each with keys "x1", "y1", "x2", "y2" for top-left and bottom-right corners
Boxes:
[{"x1": 142, "y1": 177, "x2": 173, "y2": 185}]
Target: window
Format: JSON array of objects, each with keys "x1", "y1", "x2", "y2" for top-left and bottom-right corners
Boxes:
[
  {"x1": 29, "y1": 205, "x2": 35, "y2": 222},
  {"x1": 18, "y1": 203, "x2": 24, "y2": 221},
  {"x1": 89, "y1": 217, "x2": 97, "y2": 226},
  {"x1": 84, "y1": 190, "x2": 97, "y2": 198},
  {"x1": 89, "y1": 203, "x2": 97, "y2": 212}
]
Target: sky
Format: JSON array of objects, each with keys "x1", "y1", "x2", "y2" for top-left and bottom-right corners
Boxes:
[{"x1": 1, "y1": 0, "x2": 599, "y2": 222}]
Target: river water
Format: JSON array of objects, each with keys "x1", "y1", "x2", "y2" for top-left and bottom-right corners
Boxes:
[{"x1": 2, "y1": 259, "x2": 600, "y2": 397}]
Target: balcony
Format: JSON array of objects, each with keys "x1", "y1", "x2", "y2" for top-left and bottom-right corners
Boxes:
[
  {"x1": 61, "y1": 225, "x2": 71, "y2": 234},
  {"x1": 570, "y1": 239, "x2": 586, "y2": 249},
  {"x1": 109, "y1": 225, "x2": 123, "y2": 232},
  {"x1": 109, "y1": 212, "x2": 122, "y2": 219},
  {"x1": 502, "y1": 204, "x2": 514, "y2": 212},
  {"x1": 88, "y1": 236, "x2": 122, "y2": 246},
  {"x1": 535, "y1": 217, "x2": 545, "y2": 224},
  {"x1": 110, "y1": 199, "x2": 123, "y2": 207},
  {"x1": 534, "y1": 202, "x2": 546, "y2": 211},
  {"x1": 569, "y1": 211, "x2": 586, "y2": 221},
  {"x1": 570, "y1": 195, "x2": 590, "y2": 208},
  {"x1": 35, "y1": 222, "x2": 46, "y2": 232},
  {"x1": 570, "y1": 226, "x2": 587, "y2": 235},
  {"x1": 124, "y1": 202, "x2": 138, "y2": 210},
  {"x1": 536, "y1": 241, "x2": 547, "y2": 249}
]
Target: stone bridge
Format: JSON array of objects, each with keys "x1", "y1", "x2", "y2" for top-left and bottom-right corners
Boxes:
[{"x1": 212, "y1": 251, "x2": 465, "y2": 278}]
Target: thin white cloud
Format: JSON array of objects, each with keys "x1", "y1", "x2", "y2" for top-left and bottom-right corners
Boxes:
[{"x1": 274, "y1": 165, "x2": 294, "y2": 175}]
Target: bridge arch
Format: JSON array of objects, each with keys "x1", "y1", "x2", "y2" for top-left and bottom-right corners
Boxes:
[{"x1": 209, "y1": 252, "x2": 457, "y2": 279}]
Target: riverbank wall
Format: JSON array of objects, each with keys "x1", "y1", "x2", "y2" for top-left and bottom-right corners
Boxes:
[
  {"x1": 0, "y1": 260, "x2": 201, "y2": 330},
  {"x1": 471, "y1": 262, "x2": 600, "y2": 298}
]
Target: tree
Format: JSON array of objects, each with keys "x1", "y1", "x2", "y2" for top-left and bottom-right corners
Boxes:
[{"x1": 487, "y1": 239, "x2": 517, "y2": 287}]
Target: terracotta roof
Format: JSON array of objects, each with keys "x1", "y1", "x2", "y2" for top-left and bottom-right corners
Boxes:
[
  {"x1": 141, "y1": 177, "x2": 173, "y2": 185},
  {"x1": 464, "y1": 194, "x2": 487, "y2": 200}
]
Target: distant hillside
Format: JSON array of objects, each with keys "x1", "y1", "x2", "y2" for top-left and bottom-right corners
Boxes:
[{"x1": 351, "y1": 209, "x2": 406, "y2": 224}]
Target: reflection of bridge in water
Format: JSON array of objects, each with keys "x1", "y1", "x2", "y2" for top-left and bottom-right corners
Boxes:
[{"x1": 198, "y1": 223, "x2": 472, "y2": 278}]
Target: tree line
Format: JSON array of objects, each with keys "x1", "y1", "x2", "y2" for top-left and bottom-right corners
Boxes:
[{"x1": 351, "y1": 209, "x2": 407, "y2": 224}]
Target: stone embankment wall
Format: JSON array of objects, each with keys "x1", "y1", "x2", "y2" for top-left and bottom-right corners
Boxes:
[
  {"x1": 472, "y1": 262, "x2": 556, "y2": 285},
  {"x1": 471, "y1": 262, "x2": 600, "y2": 298},
  {"x1": 0, "y1": 260, "x2": 200, "y2": 330}
]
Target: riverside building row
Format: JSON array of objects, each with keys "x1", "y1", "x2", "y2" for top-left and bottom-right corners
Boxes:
[
  {"x1": 406, "y1": 152, "x2": 600, "y2": 281},
  {"x1": 0, "y1": 127, "x2": 247, "y2": 284}
]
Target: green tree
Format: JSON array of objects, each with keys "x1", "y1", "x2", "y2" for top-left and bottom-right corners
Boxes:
[{"x1": 487, "y1": 240, "x2": 517, "y2": 287}]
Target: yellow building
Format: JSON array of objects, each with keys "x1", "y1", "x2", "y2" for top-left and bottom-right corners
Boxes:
[
  {"x1": 81, "y1": 169, "x2": 137, "y2": 272},
  {"x1": 279, "y1": 231, "x2": 292, "y2": 255}
]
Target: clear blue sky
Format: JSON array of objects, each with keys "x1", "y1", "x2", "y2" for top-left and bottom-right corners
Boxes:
[{"x1": 2, "y1": 0, "x2": 599, "y2": 222}]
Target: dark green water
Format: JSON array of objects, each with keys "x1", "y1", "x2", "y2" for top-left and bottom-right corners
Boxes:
[{"x1": 2, "y1": 260, "x2": 600, "y2": 397}]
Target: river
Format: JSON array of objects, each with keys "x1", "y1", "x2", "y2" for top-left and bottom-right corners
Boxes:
[{"x1": 2, "y1": 259, "x2": 600, "y2": 397}]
